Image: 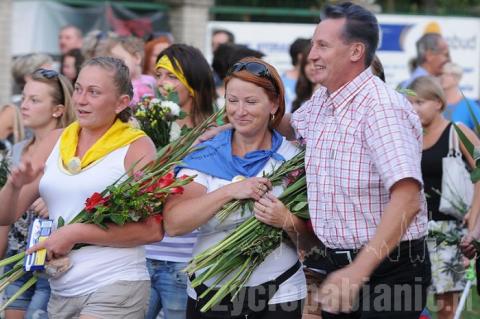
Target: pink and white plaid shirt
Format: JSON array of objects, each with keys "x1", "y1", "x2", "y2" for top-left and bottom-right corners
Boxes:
[{"x1": 291, "y1": 68, "x2": 428, "y2": 249}]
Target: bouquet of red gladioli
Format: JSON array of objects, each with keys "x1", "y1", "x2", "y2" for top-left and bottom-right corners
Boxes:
[{"x1": 62, "y1": 167, "x2": 193, "y2": 229}]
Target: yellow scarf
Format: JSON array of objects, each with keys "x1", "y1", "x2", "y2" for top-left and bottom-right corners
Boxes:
[
  {"x1": 155, "y1": 55, "x2": 195, "y2": 97},
  {"x1": 60, "y1": 119, "x2": 146, "y2": 174}
]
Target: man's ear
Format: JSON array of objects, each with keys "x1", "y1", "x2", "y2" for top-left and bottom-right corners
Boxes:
[{"x1": 350, "y1": 42, "x2": 365, "y2": 63}]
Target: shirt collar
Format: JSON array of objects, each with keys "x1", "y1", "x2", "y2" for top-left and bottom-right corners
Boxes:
[{"x1": 327, "y1": 68, "x2": 374, "y2": 109}]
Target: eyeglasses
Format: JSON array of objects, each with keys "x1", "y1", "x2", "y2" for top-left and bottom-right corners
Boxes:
[{"x1": 227, "y1": 61, "x2": 278, "y2": 94}]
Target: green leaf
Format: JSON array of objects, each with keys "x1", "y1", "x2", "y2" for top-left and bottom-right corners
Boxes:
[
  {"x1": 57, "y1": 217, "x2": 65, "y2": 228},
  {"x1": 453, "y1": 123, "x2": 475, "y2": 157},
  {"x1": 110, "y1": 213, "x2": 127, "y2": 225},
  {"x1": 291, "y1": 201, "x2": 307, "y2": 212},
  {"x1": 471, "y1": 167, "x2": 480, "y2": 183}
]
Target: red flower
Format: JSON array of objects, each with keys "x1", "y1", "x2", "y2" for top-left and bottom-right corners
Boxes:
[
  {"x1": 170, "y1": 187, "x2": 184, "y2": 195},
  {"x1": 85, "y1": 192, "x2": 109, "y2": 212},
  {"x1": 154, "y1": 215, "x2": 163, "y2": 224},
  {"x1": 155, "y1": 172, "x2": 175, "y2": 189}
]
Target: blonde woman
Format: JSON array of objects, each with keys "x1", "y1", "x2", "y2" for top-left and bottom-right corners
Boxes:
[
  {"x1": 407, "y1": 76, "x2": 480, "y2": 319},
  {"x1": 1, "y1": 69, "x2": 75, "y2": 319}
]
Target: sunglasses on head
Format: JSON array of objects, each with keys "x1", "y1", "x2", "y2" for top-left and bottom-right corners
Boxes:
[
  {"x1": 36, "y1": 68, "x2": 59, "y2": 79},
  {"x1": 228, "y1": 61, "x2": 278, "y2": 94},
  {"x1": 34, "y1": 68, "x2": 65, "y2": 104}
]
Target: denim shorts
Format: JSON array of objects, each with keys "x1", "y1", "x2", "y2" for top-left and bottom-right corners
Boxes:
[{"x1": 3, "y1": 250, "x2": 51, "y2": 319}]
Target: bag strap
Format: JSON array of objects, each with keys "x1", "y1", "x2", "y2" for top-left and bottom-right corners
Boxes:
[{"x1": 448, "y1": 123, "x2": 462, "y2": 157}]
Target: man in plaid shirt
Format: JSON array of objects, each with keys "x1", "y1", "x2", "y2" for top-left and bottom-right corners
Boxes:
[{"x1": 280, "y1": 2, "x2": 431, "y2": 318}]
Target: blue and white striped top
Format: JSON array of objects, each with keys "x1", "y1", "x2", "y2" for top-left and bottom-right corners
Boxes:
[{"x1": 145, "y1": 232, "x2": 198, "y2": 263}]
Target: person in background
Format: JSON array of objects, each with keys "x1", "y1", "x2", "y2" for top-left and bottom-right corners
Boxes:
[
  {"x1": 211, "y1": 28, "x2": 235, "y2": 53},
  {"x1": 370, "y1": 54, "x2": 386, "y2": 82},
  {"x1": 407, "y1": 75, "x2": 480, "y2": 319},
  {"x1": 0, "y1": 104, "x2": 24, "y2": 147},
  {"x1": 143, "y1": 35, "x2": 174, "y2": 76},
  {"x1": 1, "y1": 68, "x2": 76, "y2": 319},
  {"x1": 11, "y1": 53, "x2": 54, "y2": 105},
  {"x1": 440, "y1": 61, "x2": 480, "y2": 131},
  {"x1": 81, "y1": 30, "x2": 118, "y2": 61},
  {"x1": 60, "y1": 48, "x2": 84, "y2": 84},
  {"x1": 281, "y1": 38, "x2": 311, "y2": 113},
  {"x1": 145, "y1": 43, "x2": 216, "y2": 319},
  {"x1": 401, "y1": 32, "x2": 450, "y2": 88},
  {"x1": 106, "y1": 36, "x2": 157, "y2": 107},
  {"x1": 291, "y1": 44, "x2": 320, "y2": 113},
  {"x1": 58, "y1": 25, "x2": 83, "y2": 55}
]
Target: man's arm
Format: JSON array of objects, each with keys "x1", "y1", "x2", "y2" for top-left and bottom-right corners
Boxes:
[
  {"x1": 318, "y1": 178, "x2": 422, "y2": 313},
  {"x1": 276, "y1": 113, "x2": 297, "y2": 141}
]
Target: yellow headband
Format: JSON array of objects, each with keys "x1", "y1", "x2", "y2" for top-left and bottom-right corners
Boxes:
[{"x1": 155, "y1": 55, "x2": 195, "y2": 97}]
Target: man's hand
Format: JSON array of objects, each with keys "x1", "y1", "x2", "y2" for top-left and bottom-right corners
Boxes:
[
  {"x1": 194, "y1": 123, "x2": 233, "y2": 145},
  {"x1": 317, "y1": 264, "x2": 367, "y2": 314}
]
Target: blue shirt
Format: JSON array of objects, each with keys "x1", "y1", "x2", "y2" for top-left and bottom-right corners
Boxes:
[
  {"x1": 443, "y1": 98, "x2": 480, "y2": 131},
  {"x1": 399, "y1": 66, "x2": 429, "y2": 89}
]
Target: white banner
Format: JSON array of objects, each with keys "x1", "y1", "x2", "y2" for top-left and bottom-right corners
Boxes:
[{"x1": 208, "y1": 15, "x2": 480, "y2": 99}]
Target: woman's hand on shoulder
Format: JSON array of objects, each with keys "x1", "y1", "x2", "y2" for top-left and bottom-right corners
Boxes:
[
  {"x1": 125, "y1": 136, "x2": 156, "y2": 174},
  {"x1": 224, "y1": 177, "x2": 272, "y2": 201}
]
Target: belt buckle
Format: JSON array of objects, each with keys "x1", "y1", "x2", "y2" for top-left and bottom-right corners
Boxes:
[{"x1": 334, "y1": 250, "x2": 353, "y2": 263}]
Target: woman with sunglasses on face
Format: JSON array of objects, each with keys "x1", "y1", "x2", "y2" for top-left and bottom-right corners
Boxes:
[
  {"x1": 164, "y1": 57, "x2": 309, "y2": 319},
  {"x1": 0, "y1": 68, "x2": 75, "y2": 319},
  {"x1": 0, "y1": 57, "x2": 163, "y2": 319},
  {"x1": 145, "y1": 43, "x2": 216, "y2": 319}
]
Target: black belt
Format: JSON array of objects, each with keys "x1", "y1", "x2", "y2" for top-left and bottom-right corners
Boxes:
[{"x1": 308, "y1": 237, "x2": 427, "y2": 271}]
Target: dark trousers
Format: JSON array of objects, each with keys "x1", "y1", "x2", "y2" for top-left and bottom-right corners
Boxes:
[
  {"x1": 186, "y1": 296, "x2": 304, "y2": 319},
  {"x1": 308, "y1": 238, "x2": 431, "y2": 319}
]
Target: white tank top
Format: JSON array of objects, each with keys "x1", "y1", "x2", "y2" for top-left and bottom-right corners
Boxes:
[{"x1": 39, "y1": 139, "x2": 149, "y2": 297}]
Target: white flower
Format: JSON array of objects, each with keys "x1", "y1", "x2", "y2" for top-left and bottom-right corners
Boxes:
[
  {"x1": 149, "y1": 98, "x2": 161, "y2": 108},
  {"x1": 161, "y1": 101, "x2": 181, "y2": 116}
]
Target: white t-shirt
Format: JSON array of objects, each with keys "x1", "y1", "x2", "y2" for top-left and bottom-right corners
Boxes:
[
  {"x1": 39, "y1": 140, "x2": 149, "y2": 297},
  {"x1": 180, "y1": 139, "x2": 306, "y2": 304}
]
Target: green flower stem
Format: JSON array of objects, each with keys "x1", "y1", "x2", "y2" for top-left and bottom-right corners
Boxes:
[
  {"x1": 0, "y1": 268, "x2": 25, "y2": 293},
  {"x1": 199, "y1": 256, "x2": 251, "y2": 313},
  {"x1": 0, "y1": 275, "x2": 37, "y2": 312},
  {"x1": 0, "y1": 251, "x2": 25, "y2": 268},
  {"x1": 0, "y1": 263, "x2": 23, "y2": 282}
]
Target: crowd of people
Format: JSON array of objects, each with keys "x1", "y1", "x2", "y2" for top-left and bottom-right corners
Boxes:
[{"x1": 1, "y1": 1, "x2": 480, "y2": 319}]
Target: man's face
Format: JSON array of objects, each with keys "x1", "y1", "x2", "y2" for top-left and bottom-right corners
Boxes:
[
  {"x1": 308, "y1": 18, "x2": 353, "y2": 93},
  {"x1": 212, "y1": 32, "x2": 230, "y2": 52},
  {"x1": 427, "y1": 38, "x2": 450, "y2": 76},
  {"x1": 59, "y1": 28, "x2": 82, "y2": 54}
]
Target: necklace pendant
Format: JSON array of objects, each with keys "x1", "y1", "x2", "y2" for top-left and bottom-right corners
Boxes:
[{"x1": 66, "y1": 157, "x2": 81, "y2": 174}]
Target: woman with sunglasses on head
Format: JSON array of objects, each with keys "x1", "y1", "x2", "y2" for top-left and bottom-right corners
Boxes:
[
  {"x1": 0, "y1": 68, "x2": 75, "y2": 319},
  {"x1": 164, "y1": 57, "x2": 309, "y2": 319},
  {"x1": 0, "y1": 57, "x2": 163, "y2": 318},
  {"x1": 145, "y1": 43, "x2": 216, "y2": 319}
]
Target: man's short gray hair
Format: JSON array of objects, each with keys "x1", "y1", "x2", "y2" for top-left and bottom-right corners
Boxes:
[{"x1": 416, "y1": 33, "x2": 443, "y2": 65}]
